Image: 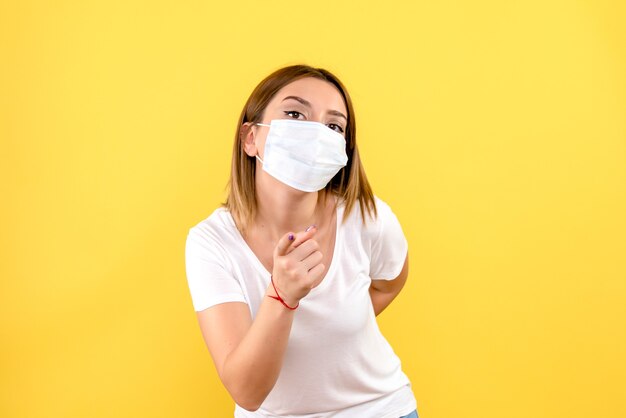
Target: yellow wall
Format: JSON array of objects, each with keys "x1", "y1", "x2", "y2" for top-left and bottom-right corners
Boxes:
[{"x1": 2, "y1": 1, "x2": 625, "y2": 417}]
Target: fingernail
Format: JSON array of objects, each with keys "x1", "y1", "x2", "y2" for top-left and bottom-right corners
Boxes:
[
  {"x1": 288, "y1": 233, "x2": 294, "y2": 241},
  {"x1": 305, "y1": 225, "x2": 316, "y2": 232}
]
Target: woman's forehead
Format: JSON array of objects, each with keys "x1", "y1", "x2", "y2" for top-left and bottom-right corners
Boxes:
[{"x1": 272, "y1": 78, "x2": 347, "y2": 113}]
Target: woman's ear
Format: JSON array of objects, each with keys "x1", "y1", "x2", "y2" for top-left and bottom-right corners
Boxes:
[{"x1": 241, "y1": 122, "x2": 257, "y2": 157}]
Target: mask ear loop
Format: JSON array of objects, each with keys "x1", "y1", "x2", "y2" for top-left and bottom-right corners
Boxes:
[{"x1": 252, "y1": 122, "x2": 269, "y2": 164}]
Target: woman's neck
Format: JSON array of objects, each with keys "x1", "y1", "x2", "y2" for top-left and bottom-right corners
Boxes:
[{"x1": 253, "y1": 176, "x2": 328, "y2": 242}]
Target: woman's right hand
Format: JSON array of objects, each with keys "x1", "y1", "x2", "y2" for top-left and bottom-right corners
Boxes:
[{"x1": 268, "y1": 226, "x2": 325, "y2": 307}]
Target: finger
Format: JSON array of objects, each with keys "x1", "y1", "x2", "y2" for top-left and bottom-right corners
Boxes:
[
  {"x1": 289, "y1": 239, "x2": 320, "y2": 262},
  {"x1": 274, "y1": 231, "x2": 296, "y2": 257},
  {"x1": 308, "y1": 263, "x2": 326, "y2": 289},
  {"x1": 301, "y1": 250, "x2": 323, "y2": 271},
  {"x1": 286, "y1": 225, "x2": 317, "y2": 254}
]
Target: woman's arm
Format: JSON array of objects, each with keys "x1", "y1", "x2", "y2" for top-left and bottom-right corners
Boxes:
[
  {"x1": 196, "y1": 293, "x2": 294, "y2": 411},
  {"x1": 194, "y1": 228, "x2": 323, "y2": 411},
  {"x1": 369, "y1": 254, "x2": 409, "y2": 316}
]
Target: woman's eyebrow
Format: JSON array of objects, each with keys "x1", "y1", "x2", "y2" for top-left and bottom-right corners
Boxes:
[
  {"x1": 327, "y1": 110, "x2": 347, "y2": 121},
  {"x1": 282, "y1": 96, "x2": 348, "y2": 121},
  {"x1": 282, "y1": 95, "x2": 312, "y2": 107}
]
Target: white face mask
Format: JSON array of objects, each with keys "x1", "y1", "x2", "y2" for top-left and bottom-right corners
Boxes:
[{"x1": 254, "y1": 119, "x2": 348, "y2": 192}]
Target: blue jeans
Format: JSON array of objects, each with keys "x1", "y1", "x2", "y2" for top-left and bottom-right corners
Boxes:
[{"x1": 399, "y1": 410, "x2": 418, "y2": 418}]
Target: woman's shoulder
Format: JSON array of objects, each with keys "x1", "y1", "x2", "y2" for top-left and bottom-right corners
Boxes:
[
  {"x1": 338, "y1": 194, "x2": 399, "y2": 243},
  {"x1": 186, "y1": 205, "x2": 235, "y2": 248}
]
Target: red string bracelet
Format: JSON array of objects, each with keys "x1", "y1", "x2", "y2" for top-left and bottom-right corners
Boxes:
[{"x1": 267, "y1": 275, "x2": 299, "y2": 310}]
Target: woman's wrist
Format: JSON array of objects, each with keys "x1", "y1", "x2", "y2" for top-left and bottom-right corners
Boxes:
[{"x1": 265, "y1": 276, "x2": 299, "y2": 310}]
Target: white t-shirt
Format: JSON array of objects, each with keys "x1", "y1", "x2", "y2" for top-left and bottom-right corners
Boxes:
[{"x1": 185, "y1": 195, "x2": 417, "y2": 418}]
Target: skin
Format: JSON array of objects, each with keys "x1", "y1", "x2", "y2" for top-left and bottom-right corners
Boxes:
[{"x1": 195, "y1": 77, "x2": 409, "y2": 411}]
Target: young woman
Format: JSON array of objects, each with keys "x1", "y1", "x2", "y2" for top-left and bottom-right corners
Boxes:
[{"x1": 185, "y1": 65, "x2": 419, "y2": 418}]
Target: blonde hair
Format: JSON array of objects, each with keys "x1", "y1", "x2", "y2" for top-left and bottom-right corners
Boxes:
[{"x1": 224, "y1": 64, "x2": 377, "y2": 234}]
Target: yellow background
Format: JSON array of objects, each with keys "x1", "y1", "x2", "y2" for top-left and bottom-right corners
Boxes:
[{"x1": 1, "y1": 0, "x2": 625, "y2": 417}]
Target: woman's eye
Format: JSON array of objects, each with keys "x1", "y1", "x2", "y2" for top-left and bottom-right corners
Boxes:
[
  {"x1": 327, "y1": 123, "x2": 344, "y2": 134},
  {"x1": 284, "y1": 110, "x2": 303, "y2": 119}
]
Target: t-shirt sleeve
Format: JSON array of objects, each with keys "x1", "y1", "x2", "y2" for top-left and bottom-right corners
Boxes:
[
  {"x1": 369, "y1": 197, "x2": 409, "y2": 280},
  {"x1": 185, "y1": 226, "x2": 247, "y2": 311}
]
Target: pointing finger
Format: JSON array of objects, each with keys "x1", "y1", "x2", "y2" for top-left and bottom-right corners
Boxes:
[
  {"x1": 274, "y1": 231, "x2": 296, "y2": 257},
  {"x1": 287, "y1": 225, "x2": 317, "y2": 254}
]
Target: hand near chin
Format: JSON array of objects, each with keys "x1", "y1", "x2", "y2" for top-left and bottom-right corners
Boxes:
[{"x1": 268, "y1": 226, "x2": 325, "y2": 307}]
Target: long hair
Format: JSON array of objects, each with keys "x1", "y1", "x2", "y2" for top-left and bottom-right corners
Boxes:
[{"x1": 224, "y1": 64, "x2": 377, "y2": 234}]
